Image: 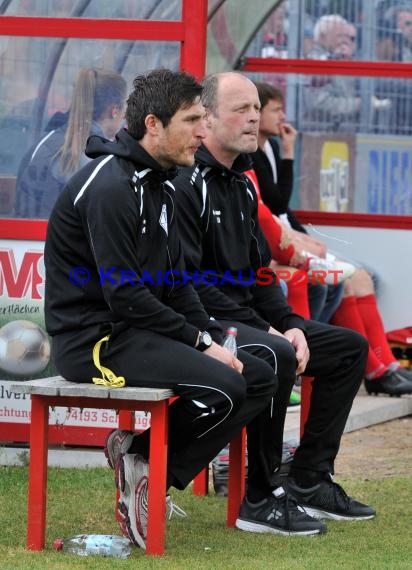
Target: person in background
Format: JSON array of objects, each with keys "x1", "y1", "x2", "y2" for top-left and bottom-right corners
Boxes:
[
  {"x1": 260, "y1": 1, "x2": 288, "y2": 59},
  {"x1": 331, "y1": 268, "x2": 412, "y2": 396},
  {"x1": 44, "y1": 68, "x2": 279, "y2": 550},
  {"x1": 250, "y1": 81, "x2": 350, "y2": 324},
  {"x1": 374, "y1": 22, "x2": 412, "y2": 135},
  {"x1": 174, "y1": 71, "x2": 375, "y2": 534},
  {"x1": 245, "y1": 167, "x2": 339, "y2": 320},
  {"x1": 384, "y1": 3, "x2": 412, "y2": 61},
  {"x1": 252, "y1": 81, "x2": 412, "y2": 397},
  {"x1": 14, "y1": 67, "x2": 127, "y2": 218},
  {"x1": 304, "y1": 14, "x2": 390, "y2": 131},
  {"x1": 332, "y1": 22, "x2": 358, "y2": 59}
]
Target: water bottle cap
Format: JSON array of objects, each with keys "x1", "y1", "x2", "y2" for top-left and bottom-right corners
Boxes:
[
  {"x1": 53, "y1": 538, "x2": 63, "y2": 551},
  {"x1": 226, "y1": 327, "x2": 237, "y2": 336}
]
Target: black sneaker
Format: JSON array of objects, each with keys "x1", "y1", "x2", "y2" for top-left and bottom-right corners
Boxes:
[
  {"x1": 364, "y1": 370, "x2": 412, "y2": 396},
  {"x1": 393, "y1": 366, "x2": 412, "y2": 383},
  {"x1": 286, "y1": 476, "x2": 376, "y2": 521},
  {"x1": 235, "y1": 486, "x2": 326, "y2": 536}
]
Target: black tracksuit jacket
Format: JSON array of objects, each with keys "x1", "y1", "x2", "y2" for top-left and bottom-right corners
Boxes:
[
  {"x1": 173, "y1": 144, "x2": 306, "y2": 335},
  {"x1": 45, "y1": 129, "x2": 221, "y2": 345}
]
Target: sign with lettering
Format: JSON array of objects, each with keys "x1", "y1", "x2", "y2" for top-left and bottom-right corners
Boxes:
[
  {"x1": 0, "y1": 239, "x2": 52, "y2": 381},
  {"x1": 0, "y1": 239, "x2": 149, "y2": 444},
  {"x1": 0, "y1": 380, "x2": 149, "y2": 430},
  {"x1": 355, "y1": 134, "x2": 412, "y2": 214},
  {"x1": 299, "y1": 133, "x2": 356, "y2": 212}
]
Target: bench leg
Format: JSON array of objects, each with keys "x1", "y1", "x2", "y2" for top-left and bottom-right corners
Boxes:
[
  {"x1": 146, "y1": 401, "x2": 169, "y2": 555},
  {"x1": 227, "y1": 427, "x2": 246, "y2": 527},
  {"x1": 193, "y1": 468, "x2": 209, "y2": 495},
  {"x1": 27, "y1": 395, "x2": 49, "y2": 550},
  {"x1": 118, "y1": 410, "x2": 134, "y2": 430},
  {"x1": 300, "y1": 376, "x2": 313, "y2": 438}
]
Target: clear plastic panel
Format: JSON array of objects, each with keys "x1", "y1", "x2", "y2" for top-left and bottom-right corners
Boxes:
[
  {"x1": 1, "y1": 0, "x2": 182, "y2": 20},
  {"x1": 0, "y1": 36, "x2": 179, "y2": 217}
]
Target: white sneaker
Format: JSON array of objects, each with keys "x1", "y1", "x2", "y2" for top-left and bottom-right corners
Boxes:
[
  {"x1": 116, "y1": 453, "x2": 148, "y2": 549},
  {"x1": 307, "y1": 257, "x2": 355, "y2": 285},
  {"x1": 104, "y1": 429, "x2": 135, "y2": 470}
]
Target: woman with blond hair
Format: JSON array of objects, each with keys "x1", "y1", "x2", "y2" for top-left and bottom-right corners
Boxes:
[{"x1": 15, "y1": 68, "x2": 127, "y2": 218}]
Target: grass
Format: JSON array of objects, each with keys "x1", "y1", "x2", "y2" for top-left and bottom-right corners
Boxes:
[{"x1": 0, "y1": 466, "x2": 411, "y2": 569}]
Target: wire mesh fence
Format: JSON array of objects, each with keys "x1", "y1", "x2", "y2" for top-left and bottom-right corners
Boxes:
[{"x1": 245, "y1": 0, "x2": 412, "y2": 134}]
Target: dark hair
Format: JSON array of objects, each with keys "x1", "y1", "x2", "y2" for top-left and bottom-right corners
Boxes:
[
  {"x1": 60, "y1": 68, "x2": 127, "y2": 175},
  {"x1": 126, "y1": 69, "x2": 203, "y2": 140},
  {"x1": 253, "y1": 81, "x2": 284, "y2": 108}
]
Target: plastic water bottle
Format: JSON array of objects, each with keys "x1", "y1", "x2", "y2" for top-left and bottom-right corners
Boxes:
[
  {"x1": 53, "y1": 534, "x2": 132, "y2": 558},
  {"x1": 223, "y1": 327, "x2": 238, "y2": 357}
]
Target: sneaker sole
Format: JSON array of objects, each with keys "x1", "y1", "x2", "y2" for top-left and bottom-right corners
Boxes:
[
  {"x1": 365, "y1": 389, "x2": 407, "y2": 397},
  {"x1": 235, "y1": 518, "x2": 325, "y2": 536},
  {"x1": 304, "y1": 506, "x2": 375, "y2": 521},
  {"x1": 116, "y1": 454, "x2": 148, "y2": 549},
  {"x1": 287, "y1": 404, "x2": 301, "y2": 413}
]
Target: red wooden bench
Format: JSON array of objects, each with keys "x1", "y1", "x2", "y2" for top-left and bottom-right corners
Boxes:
[{"x1": 10, "y1": 376, "x2": 246, "y2": 555}]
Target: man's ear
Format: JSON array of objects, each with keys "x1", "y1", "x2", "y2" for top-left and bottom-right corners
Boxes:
[
  {"x1": 106, "y1": 104, "x2": 118, "y2": 119},
  {"x1": 144, "y1": 114, "x2": 160, "y2": 135}
]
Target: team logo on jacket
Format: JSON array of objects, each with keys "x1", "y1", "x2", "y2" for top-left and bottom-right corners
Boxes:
[
  {"x1": 212, "y1": 209, "x2": 221, "y2": 223},
  {"x1": 159, "y1": 204, "x2": 168, "y2": 235}
]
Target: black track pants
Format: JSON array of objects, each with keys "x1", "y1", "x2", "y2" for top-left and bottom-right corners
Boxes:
[
  {"x1": 219, "y1": 320, "x2": 296, "y2": 498},
  {"x1": 293, "y1": 320, "x2": 368, "y2": 476},
  {"x1": 52, "y1": 323, "x2": 277, "y2": 490},
  {"x1": 219, "y1": 319, "x2": 368, "y2": 484}
]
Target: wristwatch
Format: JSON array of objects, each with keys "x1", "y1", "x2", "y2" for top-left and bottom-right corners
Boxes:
[{"x1": 196, "y1": 331, "x2": 212, "y2": 352}]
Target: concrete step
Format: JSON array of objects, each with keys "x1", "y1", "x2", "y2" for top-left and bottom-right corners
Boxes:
[
  {"x1": 1, "y1": 391, "x2": 411, "y2": 469},
  {"x1": 285, "y1": 390, "x2": 412, "y2": 441}
]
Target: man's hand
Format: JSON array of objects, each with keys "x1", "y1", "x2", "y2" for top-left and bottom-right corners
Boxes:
[
  {"x1": 268, "y1": 326, "x2": 286, "y2": 339},
  {"x1": 279, "y1": 122, "x2": 297, "y2": 159},
  {"x1": 283, "y1": 328, "x2": 310, "y2": 375},
  {"x1": 290, "y1": 228, "x2": 327, "y2": 259},
  {"x1": 204, "y1": 341, "x2": 243, "y2": 373},
  {"x1": 371, "y1": 95, "x2": 391, "y2": 111}
]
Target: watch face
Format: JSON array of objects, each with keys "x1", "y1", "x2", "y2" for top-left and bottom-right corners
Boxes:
[
  {"x1": 197, "y1": 331, "x2": 212, "y2": 351},
  {"x1": 202, "y1": 332, "x2": 212, "y2": 346}
]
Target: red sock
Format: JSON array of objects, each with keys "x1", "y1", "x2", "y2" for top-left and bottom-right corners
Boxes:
[
  {"x1": 356, "y1": 294, "x2": 399, "y2": 368},
  {"x1": 285, "y1": 273, "x2": 310, "y2": 319},
  {"x1": 331, "y1": 296, "x2": 386, "y2": 378}
]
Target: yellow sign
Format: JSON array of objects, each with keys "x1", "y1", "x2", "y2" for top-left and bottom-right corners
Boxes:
[{"x1": 320, "y1": 142, "x2": 349, "y2": 212}]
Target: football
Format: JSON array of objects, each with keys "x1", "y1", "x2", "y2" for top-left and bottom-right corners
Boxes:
[{"x1": 0, "y1": 320, "x2": 51, "y2": 376}]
